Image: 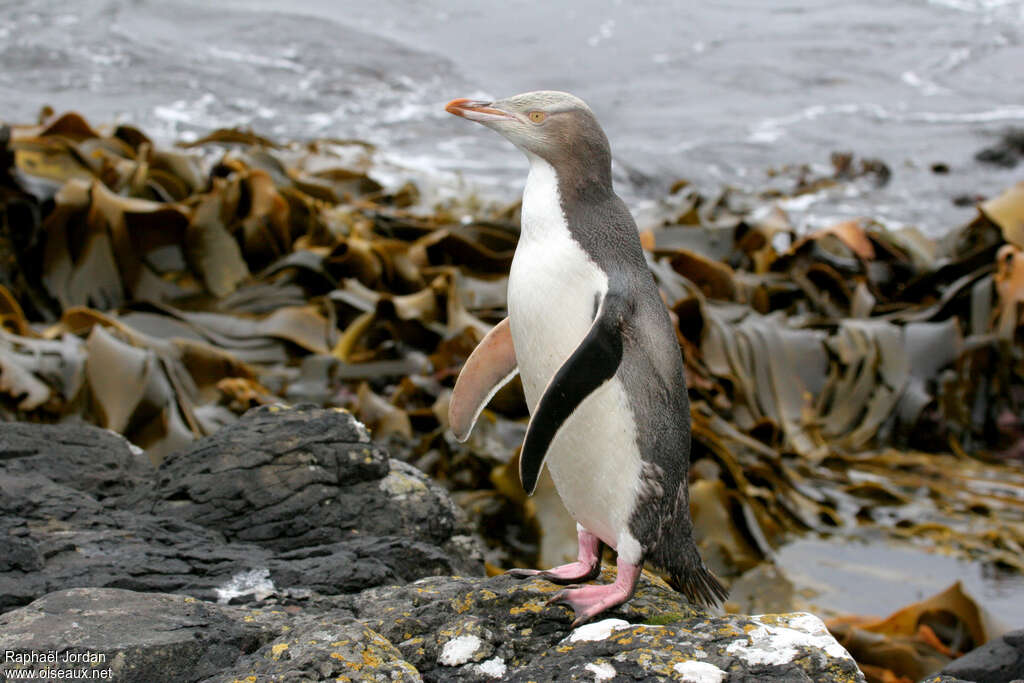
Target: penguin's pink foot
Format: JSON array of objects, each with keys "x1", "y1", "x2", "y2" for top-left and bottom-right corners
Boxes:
[
  {"x1": 547, "y1": 561, "x2": 641, "y2": 627},
  {"x1": 505, "y1": 561, "x2": 599, "y2": 584},
  {"x1": 505, "y1": 527, "x2": 602, "y2": 585}
]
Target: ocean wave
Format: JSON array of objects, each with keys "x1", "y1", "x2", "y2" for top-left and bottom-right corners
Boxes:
[{"x1": 749, "y1": 102, "x2": 1024, "y2": 143}]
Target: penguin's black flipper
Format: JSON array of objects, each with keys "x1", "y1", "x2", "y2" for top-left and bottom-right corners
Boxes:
[{"x1": 519, "y1": 287, "x2": 631, "y2": 495}]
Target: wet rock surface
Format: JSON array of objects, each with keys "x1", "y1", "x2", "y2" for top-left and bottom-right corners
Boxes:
[
  {"x1": 935, "y1": 628, "x2": 1024, "y2": 683},
  {"x1": 1, "y1": 573, "x2": 864, "y2": 683},
  {"x1": 0, "y1": 406, "x2": 484, "y2": 614}
]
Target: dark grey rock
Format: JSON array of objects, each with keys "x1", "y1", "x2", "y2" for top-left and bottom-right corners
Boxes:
[
  {"x1": 0, "y1": 588, "x2": 267, "y2": 683},
  {"x1": 148, "y1": 405, "x2": 473, "y2": 561},
  {"x1": 975, "y1": 128, "x2": 1024, "y2": 168},
  {"x1": 0, "y1": 470, "x2": 277, "y2": 611},
  {"x1": 0, "y1": 422, "x2": 152, "y2": 501},
  {"x1": 1, "y1": 409, "x2": 483, "y2": 613},
  {"x1": 1, "y1": 412, "x2": 856, "y2": 681},
  {"x1": 0, "y1": 573, "x2": 862, "y2": 682},
  {"x1": 938, "y1": 628, "x2": 1024, "y2": 683}
]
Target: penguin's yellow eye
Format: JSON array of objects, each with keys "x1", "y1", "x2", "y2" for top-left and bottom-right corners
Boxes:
[{"x1": 528, "y1": 111, "x2": 547, "y2": 124}]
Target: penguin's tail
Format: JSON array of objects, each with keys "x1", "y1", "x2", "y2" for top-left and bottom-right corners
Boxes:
[{"x1": 667, "y1": 561, "x2": 728, "y2": 608}]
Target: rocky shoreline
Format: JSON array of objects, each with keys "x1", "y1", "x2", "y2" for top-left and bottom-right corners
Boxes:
[
  {"x1": 0, "y1": 405, "x2": 866, "y2": 682},
  {"x1": 3, "y1": 407, "x2": 1022, "y2": 682}
]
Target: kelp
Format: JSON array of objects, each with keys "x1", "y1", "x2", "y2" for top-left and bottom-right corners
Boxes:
[
  {"x1": 1, "y1": 113, "x2": 1023, "y2": 616},
  {"x1": 828, "y1": 581, "x2": 996, "y2": 683}
]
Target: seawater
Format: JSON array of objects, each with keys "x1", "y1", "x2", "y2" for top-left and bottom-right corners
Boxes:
[{"x1": 1, "y1": 0, "x2": 1022, "y2": 234}]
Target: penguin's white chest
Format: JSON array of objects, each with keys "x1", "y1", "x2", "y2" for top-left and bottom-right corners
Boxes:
[{"x1": 507, "y1": 157, "x2": 644, "y2": 560}]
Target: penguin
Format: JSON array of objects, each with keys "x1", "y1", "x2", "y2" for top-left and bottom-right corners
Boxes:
[{"x1": 445, "y1": 91, "x2": 727, "y2": 626}]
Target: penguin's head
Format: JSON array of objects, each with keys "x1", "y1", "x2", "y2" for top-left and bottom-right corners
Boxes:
[{"x1": 446, "y1": 90, "x2": 611, "y2": 175}]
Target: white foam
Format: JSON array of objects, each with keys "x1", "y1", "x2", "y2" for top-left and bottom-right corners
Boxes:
[
  {"x1": 214, "y1": 568, "x2": 275, "y2": 604},
  {"x1": 587, "y1": 19, "x2": 616, "y2": 47},
  {"x1": 208, "y1": 46, "x2": 303, "y2": 72},
  {"x1": 900, "y1": 71, "x2": 950, "y2": 96},
  {"x1": 438, "y1": 635, "x2": 482, "y2": 666},
  {"x1": 905, "y1": 106, "x2": 1024, "y2": 124},
  {"x1": 673, "y1": 661, "x2": 727, "y2": 683},
  {"x1": 725, "y1": 613, "x2": 853, "y2": 666}
]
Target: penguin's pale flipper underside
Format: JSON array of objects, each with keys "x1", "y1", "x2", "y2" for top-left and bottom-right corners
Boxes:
[
  {"x1": 519, "y1": 289, "x2": 628, "y2": 495},
  {"x1": 449, "y1": 317, "x2": 518, "y2": 441}
]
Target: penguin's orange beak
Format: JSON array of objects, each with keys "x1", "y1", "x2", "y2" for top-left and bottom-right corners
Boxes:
[{"x1": 445, "y1": 98, "x2": 515, "y2": 123}]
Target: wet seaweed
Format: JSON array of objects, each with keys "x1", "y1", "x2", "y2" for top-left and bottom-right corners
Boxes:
[{"x1": 1, "y1": 113, "x2": 1022, "y2": 680}]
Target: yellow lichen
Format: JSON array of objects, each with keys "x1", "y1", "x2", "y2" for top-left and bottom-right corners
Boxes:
[
  {"x1": 452, "y1": 593, "x2": 473, "y2": 613},
  {"x1": 270, "y1": 643, "x2": 289, "y2": 660},
  {"x1": 510, "y1": 603, "x2": 543, "y2": 615}
]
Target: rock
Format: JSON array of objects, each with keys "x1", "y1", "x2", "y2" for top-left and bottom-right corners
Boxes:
[
  {"x1": 342, "y1": 568, "x2": 864, "y2": 682},
  {"x1": 936, "y1": 628, "x2": 1024, "y2": 683},
  {"x1": 265, "y1": 536, "x2": 475, "y2": 596},
  {"x1": 147, "y1": 404, "x2": 475, "y2": 564},
  {"x1": 0, "y1": 422, "x2": 151, "y2": 501},
  {"x1": 723, "y1": 562, "x2": 795, "y2": 615},
  {"x1": 0, "y1": 469, "x2": 277, "y2": 611},
  {"x1": 0, "y1": 408, "x2": 483, "y2": 613},
  {"x1": 0, "y1": 571, "x2": 862, "y2": 682},
  {"x1": 0, "y1": 588, "x2": 265, "y2": 683},
  {"x1": 202, "y1": 615, "x2": 421, "y2": 682},
  {"x1": 0, "y1": 411, "x2": 858, "y2": 680},
  {"x1": 976, "y1": 128, "x2": 1024, "y2": 168}
]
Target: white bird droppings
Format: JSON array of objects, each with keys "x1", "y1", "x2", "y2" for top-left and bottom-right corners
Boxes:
[
  {"x1": 673, "y1": 660, "x2": 727, "y2": 683},
  {"x1": 585, "y1": 661, "x2": 617, "y2": 680},
  {"x1": 476, "y1": 656, "x2": 506, "y2": 678},
  {"x1": 438, "y1": 635, "x2": 482, "y2": 666},
  {"x1": 214, "y1": 568, "x2": 275, "y2": 604},
  {"x1": 725, "y1": 612, "x2": 854, "y2": 666},
  {"x1": 568, "y1": 618, "x2": 631, "y2": 642}
]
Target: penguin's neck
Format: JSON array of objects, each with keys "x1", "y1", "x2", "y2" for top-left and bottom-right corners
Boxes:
[{"x1": 521, "y1": 154, "x2": 570, "y2": 245}]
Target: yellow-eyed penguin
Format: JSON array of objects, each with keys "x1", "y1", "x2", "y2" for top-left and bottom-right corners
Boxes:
[{"x1": 445, "y1": 91, "x2": 727, "y2": 626}]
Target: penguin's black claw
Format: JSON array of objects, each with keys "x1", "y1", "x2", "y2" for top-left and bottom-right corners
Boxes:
[
  {"x1": 545, "y1": 589, "x2": 570, "y2": 607},
  {"x1": 504, "y1": 562, "x2": 602, "y2": 585},
  {"x1": 504, "y1": 568, "x2": 541, "y2": 579},
  {"x1": 570, "y1": 614, "x2": 594, "y2": 629},
  {"x1": 544, "y1": 589, "x2": 601, "y2": 627}
]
